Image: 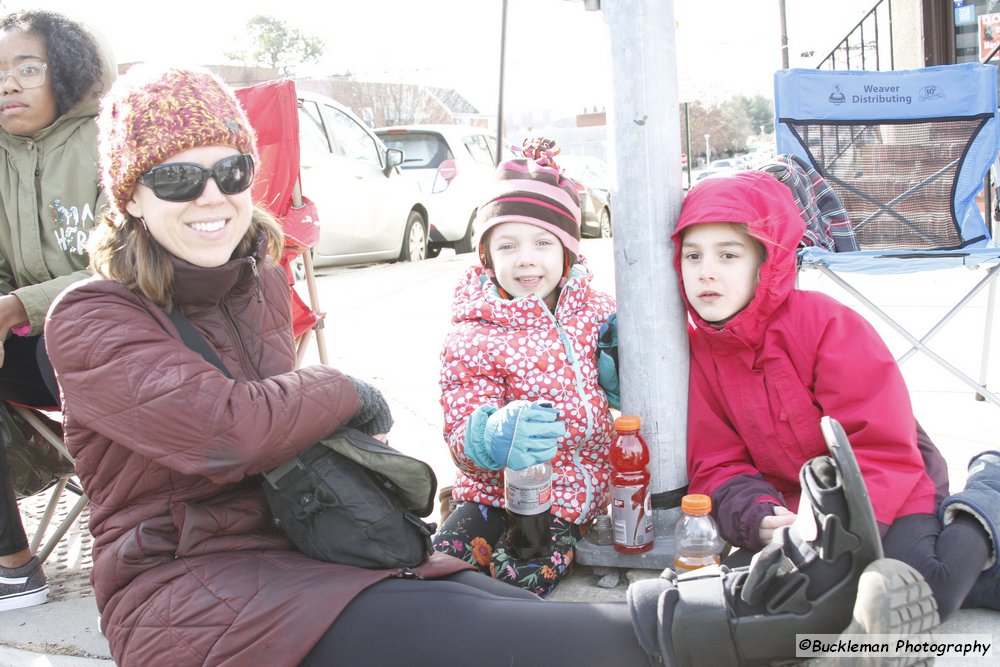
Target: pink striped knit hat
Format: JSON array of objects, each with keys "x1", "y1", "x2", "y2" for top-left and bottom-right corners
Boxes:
[
  {"x1": 98, "y1": 65, "x2": 257, "y2": 218},
  {"x1": 476, "y1": 147, "x2": 582, "y2": 272}
]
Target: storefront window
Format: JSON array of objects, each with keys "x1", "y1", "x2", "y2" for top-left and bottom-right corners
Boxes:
[{"x1": 954, "y1": 0, "x2": 1000, "y2": 63}]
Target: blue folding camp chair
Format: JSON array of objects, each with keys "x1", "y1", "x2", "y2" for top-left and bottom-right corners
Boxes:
[{"x1": 774, "y1": 63, "x2": 1000, "y2": 407}]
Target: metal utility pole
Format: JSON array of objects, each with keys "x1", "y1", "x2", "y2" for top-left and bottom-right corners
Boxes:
[
  {"x1": 779, "y1": 0, "x2": 790, "y2": 68},
  {"x1": 603, "y1": 0, "x2": 688, "y2": 540},
  {"x1": 495, "y1": 0, "x2": 509, "y2": 165}
]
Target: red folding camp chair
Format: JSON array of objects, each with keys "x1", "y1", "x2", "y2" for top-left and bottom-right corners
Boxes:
[{"x1": 235, "y1": 79, "x2": 328, "y2": 366}]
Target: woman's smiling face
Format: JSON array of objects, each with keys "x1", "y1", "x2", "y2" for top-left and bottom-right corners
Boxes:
[{"x1": 125, "y1": 145, "x2": 253, "y2": 267}]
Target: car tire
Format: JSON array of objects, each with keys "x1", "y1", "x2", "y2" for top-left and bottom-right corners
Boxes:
[
  {"x1": 453, "y1": 214, "x2": 476, "y2": 254},
  {"x1": 599, "y1": 207, "x2": 612, "y2": 238},
  {"x1": 399, "y1": 210, "x2": 427, "y2": 262}
]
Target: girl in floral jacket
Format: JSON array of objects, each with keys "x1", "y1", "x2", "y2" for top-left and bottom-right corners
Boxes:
[{"x1": 433, "y1": 145, "x2": 616, "y2": 596}]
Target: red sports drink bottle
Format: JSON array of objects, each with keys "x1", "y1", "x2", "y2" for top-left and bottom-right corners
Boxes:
[{"x1": 610, "y1": 415, "x2": 654, "y2": 553}]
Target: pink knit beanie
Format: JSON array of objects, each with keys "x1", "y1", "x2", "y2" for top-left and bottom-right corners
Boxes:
[
  {"x1": 98, "y1": 65, "x2": 257, "y2": 218},
  {"x1": 476, "y1": 142, "x2": 582, "y2": 268}
]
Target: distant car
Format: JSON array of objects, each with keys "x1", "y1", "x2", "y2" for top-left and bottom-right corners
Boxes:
[
  {"x1": 695, "y1": 168, "x2": 724, "y2": 182},
  {"x1": 559, "y1": 155, "x2": 613, "y2": 238},
  {"x1": 296, "y1": 91, "x2": 429, "y2": 267},
  {"x1": 709, "y1": 158, "x2": 738, "y2": 171},
  {"x1": 375, "y1": 125, "x2": 513, "y2": 257}
]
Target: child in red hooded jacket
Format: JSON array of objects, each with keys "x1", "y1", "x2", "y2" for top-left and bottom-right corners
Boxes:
[{"x1": 673, "y1": 170, "x2": 1000, "y2": 618}]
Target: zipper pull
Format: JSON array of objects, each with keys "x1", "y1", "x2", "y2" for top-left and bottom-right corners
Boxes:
[{"x1": 248, "y1": 256, "x2": 262, "y2": 303}]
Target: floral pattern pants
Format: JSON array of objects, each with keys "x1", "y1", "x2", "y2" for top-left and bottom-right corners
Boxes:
[{"x1": 431, "y1": 501, "x2": 580, "y2": 597}]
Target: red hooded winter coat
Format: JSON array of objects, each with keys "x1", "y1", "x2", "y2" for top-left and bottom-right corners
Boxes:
[
  {"x1": 440, "y1": 261, "x2": 616, "y2": 524},
  {"x1": 671, "y1": 171, "x2": 944, "y2": 551},
  {"x1": 45, "y1": 249, "x2": 466, "y2": 667}
]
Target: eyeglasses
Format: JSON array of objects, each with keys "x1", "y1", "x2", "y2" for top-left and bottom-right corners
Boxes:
[
  {"x1": 138, "y1": 153, "x2": 255, "y2": 202},
  {"x1": 0, "y1": 61, "x2": 48, "y2": 89}
]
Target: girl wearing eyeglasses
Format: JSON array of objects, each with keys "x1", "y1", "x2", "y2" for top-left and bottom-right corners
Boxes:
[{"x1": 0, "y1": 9, "x2": 115, "y2": 612}]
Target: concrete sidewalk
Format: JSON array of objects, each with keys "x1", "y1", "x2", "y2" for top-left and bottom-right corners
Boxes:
[{"x1": 2, "y1": 239, "x2": 997, "y2": 665}]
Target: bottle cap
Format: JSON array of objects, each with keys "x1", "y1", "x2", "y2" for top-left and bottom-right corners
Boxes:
[
  {"x1": 681, "y1": 494, "x2": 711, "y2": 514},
  {"x1": 615, "y1": 415, "x2": 641, "y2": 431}
]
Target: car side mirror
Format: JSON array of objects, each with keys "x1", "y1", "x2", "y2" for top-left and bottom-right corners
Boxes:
[
  {"x1": 437, "y1": 159, "x2": 458, "y2": 182},
  {"x1": 385, "y1": 148, "x2": 404, "y2": 174}
]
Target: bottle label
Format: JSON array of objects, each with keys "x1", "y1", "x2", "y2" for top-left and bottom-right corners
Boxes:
[
  {"x1": 506, "y1": 477, "x2": 553, "y2": 515},
  {"x1": 612, "y1": 483, "x2": 654, "y2": 548}
]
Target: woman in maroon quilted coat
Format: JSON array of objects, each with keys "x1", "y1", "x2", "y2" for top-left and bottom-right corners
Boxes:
[{"x1": 41, "y1": 65, "x2": 664, "y2": 667}]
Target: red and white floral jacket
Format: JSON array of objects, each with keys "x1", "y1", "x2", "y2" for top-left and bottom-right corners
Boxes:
[{"x1": 440, "y1": 261, "x2": 617, "y2": 524}]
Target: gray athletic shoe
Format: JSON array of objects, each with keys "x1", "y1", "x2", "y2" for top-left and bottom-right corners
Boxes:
[
  {"x1": 813, "y1": 558, "x2": 939, "y2": 667},
  {"x1": 0, "y1": 555, "x2": 48, "y2": 612}
]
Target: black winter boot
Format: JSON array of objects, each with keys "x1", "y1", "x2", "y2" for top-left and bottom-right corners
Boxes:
[
  {"x1": 628, "y1": 417, "x2": 886, "y2": 667},
  {"x1": 962, "y1": 564, "x2": 1000, "y2": 610}
]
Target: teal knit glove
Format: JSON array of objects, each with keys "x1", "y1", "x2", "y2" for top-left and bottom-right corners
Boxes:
[{"x1": 464, "y1": 400, "x2": 565, "y2": 471}]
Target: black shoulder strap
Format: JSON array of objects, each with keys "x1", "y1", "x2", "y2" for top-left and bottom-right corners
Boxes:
[{"x1": 167, "y1": 310, "x2": 234, "y2": 380}]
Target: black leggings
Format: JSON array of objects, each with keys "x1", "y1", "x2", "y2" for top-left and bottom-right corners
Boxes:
[
  {"x1": 0, "y1": 437, "x2": 27, "y2": 556},
  {"x1": 0, "y1": 334, "x2": 59, "y2": 556},
  {"x1": 882, "y1": 512, "x2": 990, "y2": 619},
  {"x1": 299, "y1": 570, "x2": 649, "y2": 667},
  {"x1": 0, "y1": 335, "x2": 58, "y2": 407}
]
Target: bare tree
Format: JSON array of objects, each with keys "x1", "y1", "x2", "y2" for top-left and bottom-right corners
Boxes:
[{"x1": 297, "y1": 78, "x2": 456, "y2": 127}]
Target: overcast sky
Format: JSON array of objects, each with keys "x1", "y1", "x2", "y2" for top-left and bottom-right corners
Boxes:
[{"x1": 16, "y1": 0, "x2": 876, "y2": 116}]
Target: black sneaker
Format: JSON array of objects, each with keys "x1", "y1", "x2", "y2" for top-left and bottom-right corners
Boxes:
[{"x1": 0, "y1": 555, "x2": 48, "y2": 612}]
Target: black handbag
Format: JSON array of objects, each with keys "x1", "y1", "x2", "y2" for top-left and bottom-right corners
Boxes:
[
  {"x1": 167, "y1": 310, "x2": 437, "y2": 569},
  {"x1": 262, "y1": 427, "x2": 436, "y2": 568}
]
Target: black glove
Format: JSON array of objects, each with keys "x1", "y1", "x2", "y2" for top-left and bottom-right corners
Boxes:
[{"x1": 345, "y1": 375, "x2": 394, "y2": 436}]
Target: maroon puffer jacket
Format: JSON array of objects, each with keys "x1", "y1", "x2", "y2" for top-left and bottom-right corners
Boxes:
[{"x1": 45, "y1": 249, "x2": 466, "y2": 667}]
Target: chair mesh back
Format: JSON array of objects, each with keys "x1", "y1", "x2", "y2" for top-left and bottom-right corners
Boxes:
[{"x1": 786, "y1": 117, "x2": 988, "y2": 250}]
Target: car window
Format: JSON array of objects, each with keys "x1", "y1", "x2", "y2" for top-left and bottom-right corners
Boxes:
[
  {"x1": 485, "y1": 136, "x2": 514, "y2": 166},
  {"x1": 298, "y1": 99, "x2": 332, "y2": 155},
  {"x1": 379, "y1": 133, "x2": 451, "y2": 169},
  {"x1": 561, "y1": 158, "x2": 610, "y2": 190},
  {"x1": 326, "y1": 105, "x2": 382, "y2": 168},
  {"x1": 463, "y1": 135, "x2": 496, "y2": 166}
]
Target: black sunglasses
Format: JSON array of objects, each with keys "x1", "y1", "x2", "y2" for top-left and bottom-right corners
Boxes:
[{"x1": 138, "y1": 153, "x2": 255, "y2": 202}]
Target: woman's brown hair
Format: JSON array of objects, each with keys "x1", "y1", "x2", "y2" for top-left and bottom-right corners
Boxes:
[{"x1": 88, "y1": 207, "x2": 284, "y2": 311}]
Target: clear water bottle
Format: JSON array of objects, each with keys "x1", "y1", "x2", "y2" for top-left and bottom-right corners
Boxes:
[
  {"x1": 673, "y1": 493, "x2": 722, "y2": 572},
  {"x1": 505, "y1": 460, "x2": 553, "y2": 559}
]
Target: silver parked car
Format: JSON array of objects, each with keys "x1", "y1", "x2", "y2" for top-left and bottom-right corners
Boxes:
[
  {"x1": 297, "y1": 91, "x2": 429, "y2": 267},
  {"x1": 375, "y1": 125, "x2": 513, "y2": 258},
  {"x1": 559, "y1": 155, "x2": 613, "y2": 239}
]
